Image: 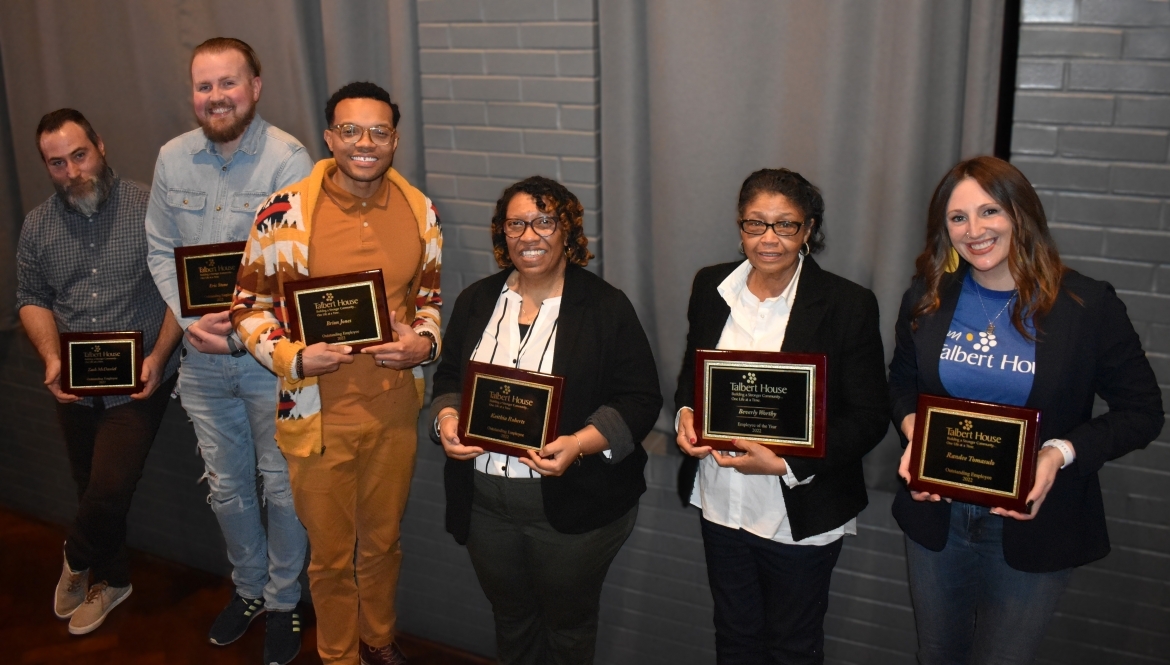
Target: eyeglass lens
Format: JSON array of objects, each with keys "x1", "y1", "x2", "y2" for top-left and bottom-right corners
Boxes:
[
  {"x1": 503, "y1": 217, "x2": 558, "y2": 237},
  {"x1": 740, "y1": 219, "x2": 803, "y2": 236},
  {"x1": 334, "y1": 124, "x2": 396, "y2": 145}
]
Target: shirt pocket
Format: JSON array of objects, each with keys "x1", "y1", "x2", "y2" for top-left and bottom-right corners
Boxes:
[
  {"x1": 166, "y1": 189, "x2": 207, "y2": 245},
  {"x1": 230, "y1": 191, "x2": 268, "y2": 236}
]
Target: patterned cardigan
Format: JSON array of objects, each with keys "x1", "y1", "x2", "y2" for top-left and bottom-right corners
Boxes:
[{"x1": 231, "y1": 159, "x2": 442, "y2": 457}]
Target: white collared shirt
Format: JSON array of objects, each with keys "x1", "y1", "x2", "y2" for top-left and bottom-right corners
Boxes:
[
  {"x1": 685, "y1": 257, "x2": 855, "y2": 545},
  {"x1": 469, "y1": 283, "x2": 561, "y2": 477}
]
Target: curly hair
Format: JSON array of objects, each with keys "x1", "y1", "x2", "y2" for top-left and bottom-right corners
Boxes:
[
  {"x1": 490, "y1": 176, "x2": 594, "y2": 269},
  {"x1": 911, "y1": 156, "x2": 1067, "y2": 339},
  {"x1": 325, "y1": 81, "x2": 401, "y2": 128},
  {"x1": 737, "y1": 168, "x2": 826, "y2": 254}
]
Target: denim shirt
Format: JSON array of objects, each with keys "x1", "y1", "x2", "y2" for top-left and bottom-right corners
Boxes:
[{"x1": 145, "y1": 115, "x2": 314, "y2": 329}]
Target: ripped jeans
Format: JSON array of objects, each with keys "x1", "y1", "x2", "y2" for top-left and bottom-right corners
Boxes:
[{"x1": 178, "y1": 339, "x2": 307, "y2": 610}]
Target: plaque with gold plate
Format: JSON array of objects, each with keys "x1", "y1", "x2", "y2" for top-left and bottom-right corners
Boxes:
[
  {"x1": 459, "y1": 361, "x2": 565, "y2": 457},
  {"x1": 59, "y1": 331, "x2": 144, "y2": 396},
  {"x1": 174, "y1": 241, "x2": 247, "y2": 316},
  {"x1": 908, "y1": 394, "x2": 1042, "y2": 512},
  {"x1": 694, "y1": 349, "x2": 827, "y2": 457},
  {"x1": 283, "y1": 270, "x2": 390, "y2": 351}
]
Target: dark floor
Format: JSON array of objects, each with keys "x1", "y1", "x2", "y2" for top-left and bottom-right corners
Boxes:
[{"x1": 0, "y1": 507, "x2": 492, "y2": 665}]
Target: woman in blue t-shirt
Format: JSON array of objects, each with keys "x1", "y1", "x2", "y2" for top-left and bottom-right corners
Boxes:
[{"x1": 889, "y1": 156, "x2": 1163, "y2": 665}]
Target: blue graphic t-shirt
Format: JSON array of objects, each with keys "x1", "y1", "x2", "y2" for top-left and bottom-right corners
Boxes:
[{"x1": 938, "y1": 273, "x2": 1036, "y2": 406}]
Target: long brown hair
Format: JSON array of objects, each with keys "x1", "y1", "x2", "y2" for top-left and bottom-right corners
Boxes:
[{"x1": 912, "y1": 156, "x2": 1066, "y2": 338}]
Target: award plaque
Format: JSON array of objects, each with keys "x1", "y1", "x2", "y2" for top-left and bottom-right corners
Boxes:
[
  {"x1": 174, "y1": 241, "x2": 246, "y2": 317},
  {"x1": 694, "y1": 349, "x2": 827, "y2": 457},
  {"x1": 459, "y1": 361, "x2": 565, "y2": 457},
  {"x1": 59, "y1": 331, "x2": 143, "y2": 396},
  {"x1": 908, "y1": 394, "x2": 1041, "y2": 512},
  {"x1": 283, "y1": 270, "x2": 390, "y2": 351}
]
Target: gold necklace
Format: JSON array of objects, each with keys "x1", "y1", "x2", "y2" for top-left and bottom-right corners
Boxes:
[{"x1": 973, "y1": 281, "x2": 1015, "y2": 335}]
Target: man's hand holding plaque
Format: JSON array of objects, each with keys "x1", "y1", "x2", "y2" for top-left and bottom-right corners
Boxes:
[
  {"x1": 185, "y1": 311, "x2": 234, "y2": 355},
  {"x1": 360, "y1": 312, "x2": 433, "y2": 369},
  {"x1": 901, "y1": 395, "x2": 1044, "y2": 514},
  {"x1": 300, "y1": 343, "x2": 356, "y2": 377},
  {"x1": 43, "y1": 355, "x2": 81, "y2": 404}
]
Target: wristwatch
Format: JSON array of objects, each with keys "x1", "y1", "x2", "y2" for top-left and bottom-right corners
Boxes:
[
  {"x1": 417, "y1": 330, "x2": 438, "y2": 365},
  {"x1": 225, "y1": 333, "x2": 248, "y2": 358}
]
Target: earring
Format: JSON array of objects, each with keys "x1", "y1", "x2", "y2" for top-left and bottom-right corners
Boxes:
[
  {"x1": 801, "y1": 242, "x2": 811, "y2": 256},
  {"x1": 738, "y1": 242, "x2": 745, "y2": 255},
  {"x1": 945, "y1": 247, "x2": 961, "y2": 273}
]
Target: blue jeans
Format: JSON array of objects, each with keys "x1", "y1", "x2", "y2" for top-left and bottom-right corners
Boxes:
[
  {"x1": 905, "y1": 502, "x2": 1071, "y2": 665},
  {"x1": 701, "y1": 517, "x2": 843, "y2": 665},
  {"x1": 178, "y1": 340, "x2": 307, "y2": 610}
]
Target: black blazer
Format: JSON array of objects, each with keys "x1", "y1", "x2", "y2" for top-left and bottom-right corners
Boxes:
[
  {"x1": 433, "y1": 264, "x2": 663, "y2": 544},
  {"x1": 675, "y1": 258, "x2": 890, "y2": 541},
  {"x1": 889, "y1": 266, "x2": 1164, "y2": 572}
]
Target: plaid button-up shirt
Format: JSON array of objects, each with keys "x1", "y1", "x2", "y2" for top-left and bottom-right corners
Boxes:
[{"x1": 16, "y1": 176, "x2": 179, "y2": 407}]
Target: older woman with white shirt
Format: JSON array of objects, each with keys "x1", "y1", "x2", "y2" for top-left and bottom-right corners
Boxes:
[
  {"x1": 675, "y1": 168, "x2": 889, "y2": 665},
  {"x1": 431, "y1": 176, "x2": 661, "y2": 665}
]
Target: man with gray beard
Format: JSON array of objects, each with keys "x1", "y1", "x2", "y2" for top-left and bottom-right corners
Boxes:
[{"x1": 16, "y1": 108, "x2": 182, "y2": 636}]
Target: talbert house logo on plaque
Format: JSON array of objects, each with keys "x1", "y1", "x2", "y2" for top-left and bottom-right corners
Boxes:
[
  {"x1": 729, "y1": 372, "x2": 784, "y2": 429},
  {"x1": 943, "y1": 418, "x2": 1002, "y2": 475}
]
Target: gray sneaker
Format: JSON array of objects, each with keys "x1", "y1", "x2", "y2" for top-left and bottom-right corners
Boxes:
[
  {"x1": 68, "y1": 581, "x2": 132, "y2": 635},
  {"x1": 54, "y1": 553, "x2": 88, "y2": 619}
]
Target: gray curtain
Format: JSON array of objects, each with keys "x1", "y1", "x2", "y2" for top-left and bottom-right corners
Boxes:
[
  {"x1": 599, "y1": 0, "x2": 1004, "y2": 488},
  {"x1": 0, "y1": 48, "x2": 21, "y2": 331},
  {"x1": 0, "y1": 0, "x2": 422, "y2": 328}
]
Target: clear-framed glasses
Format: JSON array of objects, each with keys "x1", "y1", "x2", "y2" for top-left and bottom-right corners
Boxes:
[
  {"x1": 503, "y1": 216, "x2": 558, "y2": 238},
  {"x1": 738, "y1": 219, "x2": 805, "y2": 236},
  {"x1": 329, "y1": 123, "x2": 397, "y2": 145}
]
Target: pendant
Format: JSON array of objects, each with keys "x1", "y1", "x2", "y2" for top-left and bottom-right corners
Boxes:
[{"x1": 986, "y1": 323, "x2": 995, "y2": 335}]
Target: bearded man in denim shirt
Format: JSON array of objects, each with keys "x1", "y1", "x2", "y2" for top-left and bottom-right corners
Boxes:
[{"x1": 144, "y1": 37, "x2": 312, "y2": 665}]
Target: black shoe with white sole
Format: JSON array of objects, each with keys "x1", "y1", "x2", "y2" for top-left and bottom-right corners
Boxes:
[
  {"x1": 208, "y1": 593, "x2": 265, "y2": 646},
  {"x1": 264, "y1": 608, "x2": 302, "y2": 665}
]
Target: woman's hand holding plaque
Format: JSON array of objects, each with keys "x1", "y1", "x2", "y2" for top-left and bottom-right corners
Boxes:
[
  {"x1": 898, "y1": 414, "x2": 946, "y2": 504},
  {"x1": 437, "y1": 408, "x2": 484, "y2": 461}
]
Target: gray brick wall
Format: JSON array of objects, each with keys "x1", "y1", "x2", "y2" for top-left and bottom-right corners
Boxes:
[
  {"x1": 417, "y1": 0, "x2": 601, "y2": 297},
  {"x1": 1013, "y1": 1, "x2": 1170, "y2": 664}
]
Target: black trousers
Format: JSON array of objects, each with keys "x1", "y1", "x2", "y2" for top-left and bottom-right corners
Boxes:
[
  {"x1": 56, "y1": 375, "x2": 176, "y2": 587},
  {"x1": 701, "y1": 517, "x2": 844, "y2": 665},
  {"x1": 466, "y1": 472, "x2": 637, "y2": 665}
]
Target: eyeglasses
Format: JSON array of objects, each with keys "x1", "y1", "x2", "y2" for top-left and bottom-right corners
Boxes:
[
  {"x1": 329, "y1": 123, "x2": 397, "y2": 146},
  {"x1": 503, "y1": 216, "x2": 558, "y2": 238},
  {"x1": 738, "y1": 219, "x2": 805, "y2": 236}
]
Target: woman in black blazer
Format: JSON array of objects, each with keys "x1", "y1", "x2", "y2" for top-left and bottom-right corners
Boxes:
[
  {"x1": 430, "y1": 176, "x2": 661, "y2": 665},
  {"x1": 890, "y1": 156, "x2": 1163, "y2": 665},
  {"x1": 675, "y1": 169, "x2": 889, "y2": 664}
]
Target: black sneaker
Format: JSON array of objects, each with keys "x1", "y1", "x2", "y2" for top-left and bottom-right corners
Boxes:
[
  {"x1": 208, "y1": 593, "x2": 265, "y2": 646},
  {"x1": 264, "y1": 609, "x2": 302, "y2": 665}
]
